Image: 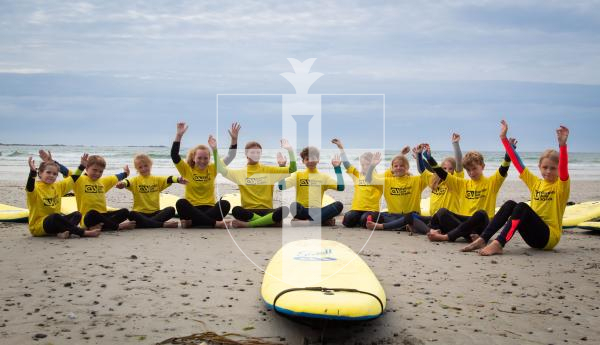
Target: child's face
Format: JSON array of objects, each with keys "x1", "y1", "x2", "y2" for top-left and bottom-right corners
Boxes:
[
  {"x1": 442, "y1": 160, "x2": 455, "y2": 174},
  {"x1": 135, "y1": 161, "x2": 152, "y2": 177},
  {"x1": 392, "y1": 161, "x2": 408, "y2": 177},
  {"x1": 539, "y1": 158, "x2": 558, "y2": 182},
  {"x1": 303, "y1": 156, "x2": 319, "y2": 170},
  {"x1": 465, "y1": 163, "x2": 484, "y2": 180},
  {"x1": 86, "y1": 164, "x2": 105, "y2": 181},
  {"x1": 194, "y1": 149, "x2": 210, "y2": 169},
  {"x1": 39, "y1": 166, "x2": 59, "y2": 184},
  {"x1": 246, "y1": 147, "x2": 262, "y2": 164}
]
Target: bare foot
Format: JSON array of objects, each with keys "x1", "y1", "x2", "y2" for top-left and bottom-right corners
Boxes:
[
  {"x1": 83, "y1": 229, "x2": 101, "y2": 237},
  {"x1": 366, "y1": 220, "x2": 384, "y2": 230},
  {"x1": 163, "y1": 220, "x2": 179, "y2": 228},
  {"x1": 215, "y1": 220, "x2": 231, "y2": 229},
  {"x1": 180, "y1": 219, "x2": 192, "y2": 228},
  {"x1": 231, "y1": 219, "x2": 250, "y2": 228},
  {"x1": 56, "y1": 231, "x2": 70, "y2": 239},
  {"x1": 118, "y1": 220, "x2": 136, "y2": 230},
  {"x1": 479, "y1": 240, "x2": 503, "y2": 256},
  {"x1": 470, "y1": 234, "x2": 480, "y2": 242},
  {"x1": 461, "y1": 237, "x2": 486, "y2": 252},
  {"x1": 291, "y1": 219, "x2": 311, "y2": 227},
  {"x1": 428, "y1": 229, "x2": 441, "y2": 235},
  {"x1": 88, "y1": 223, "x2": 103, "y2": 231},
  {"x1": 406, "y1": 224, "x2": 415, "y2": 236},
  {"x1": 427, "y1": 231, "x2": 448, "y2": 242}
]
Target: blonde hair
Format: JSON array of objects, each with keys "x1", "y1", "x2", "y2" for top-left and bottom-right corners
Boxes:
[
  {"x1": 391, "y1": 155, "x2": 409, "y2": 170},
  {"x1": 245, "y1": 141, "x2": 262, "y2": 151},
  {"x1": 186, "y1": 145, "x2": 210, "y2": 168},
  {"x1": 133, "y1": 154, "x2": 152, "y2": 169},
  {"x1": 38, "y1": 161, "x2": 59, "y2": 177},
  {"x1": 87, "y1": 155, "x2": 106, "y2": 169},
  {"x1": 538, "y1": 149, "x2": 559, "y2": 166},
  {"x1": 430, "y1": 157, "x2": 457, "y2": 190},
  {"x1": 462, "y1": 151, "x2": 484, "y2": 169}
]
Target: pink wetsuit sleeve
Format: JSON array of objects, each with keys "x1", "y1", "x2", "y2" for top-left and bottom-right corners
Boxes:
[
  {"x1": 501, "y1": 137, "x2": 525, "y2": 174},
  {"x1": 559, "y1": 145, "x2": 569, "y2": 181}
]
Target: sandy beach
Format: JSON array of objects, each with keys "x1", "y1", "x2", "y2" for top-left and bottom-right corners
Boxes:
[{"x1": 1, "y1": 180, "x2": 600, "y2": 345}]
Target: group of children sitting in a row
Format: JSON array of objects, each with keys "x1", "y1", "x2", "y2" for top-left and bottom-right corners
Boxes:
[{"x1": 26, "y1": 120, "x2": 570, "y2": 256}]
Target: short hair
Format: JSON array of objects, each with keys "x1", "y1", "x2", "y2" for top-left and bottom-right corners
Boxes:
[
  {"x1": 133, "y1": 154, "x2": 153, "y2": 169},
  {"x1": 186, "y1": 145, "x2": 210, "y2": 168},
  {"x1": 38, "y1": 161, "x2": 59, "y2": 177},
  {"x1": 300, "y1": 146, "x2": 320, "y2": 160},
  {"x1": 359, "y1": 152, "x2": 373, "y2": 163},
  {"x1": 245, "y1": 141, "x2": 262, "y2": 151},
  {"x1": 391, "y1": 154, "x2": 409, "y2": 169},
  {"x1": 538, "y1": 149, "x2": 559, "y2": 166},
  {"x1": 462, "y1": 151, "x2": 484, "y2": 169},
  {"x1": 87, "y1": 155, "x2": 106, "y2": 169}
]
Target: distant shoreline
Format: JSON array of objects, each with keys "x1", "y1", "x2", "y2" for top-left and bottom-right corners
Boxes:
[{"x1": 0, "y1": 143, "x2": 168, "y2": 148}]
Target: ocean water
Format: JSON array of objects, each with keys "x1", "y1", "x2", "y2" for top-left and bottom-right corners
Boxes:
[{"x1": 1, "y1": 144, "x2": 599, "y2": 182}]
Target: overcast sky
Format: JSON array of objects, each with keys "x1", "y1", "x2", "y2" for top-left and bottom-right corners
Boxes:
[{"x1": 1, "y1": 1, "x2": 599, "y2": 151}]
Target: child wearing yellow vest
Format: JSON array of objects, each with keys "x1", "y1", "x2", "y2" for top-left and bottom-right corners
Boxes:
[
  {"x1": 462, "y1": 120, "x2": 570, "y2": 255},
  {"x1": 116, "y1": 154, "x2": 186, "y2": 228},
  {"x1": 278, "y1": 146, "x2": 344, "y2": 226},
  {"x1": 26, "y1": 156, "x2": 100, "y2": 238}
]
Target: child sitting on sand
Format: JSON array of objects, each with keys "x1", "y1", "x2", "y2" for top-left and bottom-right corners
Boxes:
[
  {"x1": 116, "y1": 154, "x2": 186, "y2": 229},
  {"x1": 26, "y1": 155, "x2": 100, "y2": 238},
  {"x1": 170, "y1": 122, "x2": 239, "y2": 228},
  {"x1": 462, "y1": 120, "x2": 570, "y2": 255},
  {"x1": 331, "y1": 138, "x2": 383, "y2": 228},
  {"x1": 278, "y1": 146, "x2": 344, "y2": 226},
  {"x1": 211, "y1": 135, "x2": 297, "y2": 228},
  {"x1": 424, "y1": 139, "x2": 515, "y2": 242},
  {"x1": 72, "y1": 154, "x2": 135, "y2": 231},
  {"x1": 364, "y1": 151, "x2": 431, "y2": 232}
]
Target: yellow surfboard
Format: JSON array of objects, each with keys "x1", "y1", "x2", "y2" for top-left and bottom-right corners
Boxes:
[
  {"x1": 577, "y1": 221, "x2": 600, "y2": 231},
  {"x1": 562, "y1": 201, "x2": 600, "y2": 228},
  {"x1": 60, "y1": 196, "x2": 119, "y2": 214},
  {"x1": 159, "y1": 193, "x2": 181, "y2": 216},
  {"x1": 0, "y1": 204, "x2": 29, "y2": 223},
  {"x1": 261, "y1": 239, "x2": 386, "y2": 320}
]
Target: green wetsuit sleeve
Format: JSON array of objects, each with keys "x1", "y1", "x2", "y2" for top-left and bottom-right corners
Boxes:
[
  {"x1": 288, "y1": 150, "x2": 297, "y2": 173},
  {"x1": 213, "y1": 149, "x2": 229, "y2": 176},
  {"x1": 334, "y1": 166, "x2": 344, "y2": 191}
]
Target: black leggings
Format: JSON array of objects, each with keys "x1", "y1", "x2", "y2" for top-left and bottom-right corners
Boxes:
[
  {"x1": 291, "y1": 201, "x2": 343, "y2": 224},
  {"x1": 481, "y1": 200, "x2": 549, "y2": 248},
  {"x1": 84, "y1": 209, "x2": 130, "y2": 231},
  {"x1": 176, "y1": 199, "x2": 230, "y2": 227},
  {"x1": 128, "y1": 207, "x2": 176, "y2": 228},
  {"x1": 342, "y1": 210, "x2": 380, "y2": 228},
  {"x1": 432, "y1": 208, "x2": 490, "y2": 242},
  {"x1": 43, "y1": 212, "x2": 84, "y2": 237},
  {"x1": 232, "y1": 206, "x2": 288, "y2": 223}
]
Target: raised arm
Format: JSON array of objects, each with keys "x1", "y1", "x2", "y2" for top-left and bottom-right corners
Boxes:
[
  {"x1": 222, "y1": 122, "x2": 241, "y2": 166},
  {"x1": 452, "y1": 133, "x2": 463, "y2": 173},
  {"x1": 557, "y1": 125, "x2": 569, "y2": 181},
  {"x1": 365, "y1": 152, "x2": 382, "y2": 183},
  {"x1": 115, "y1": 165, "x2": 130, "y2": 181},
  {"x1": 209, "y1": 135, "x2": 229, "y2": 176},
  {"x1": 280, "y1": 139, "x2": 297, "y2": 173},
  {"x1": 331, "y1": 138, "x2": 352, "y2": 170},
  {"x1": 171, "y1": 122, "x2": 188, "y2": 164},
  {"x1": 332, "y1": 154, "x2": 344, "y2": 191},
  {"x1": 423, "y1": 145, "x2": 449, "y2": 181},
  {"x1": 38, "y1": 150, "x2": 70, "y2": 177},
  {"x1": 26, "y1": 157, "x2": 36, "y2": 192},
  {"x1": 499, "y1": 120, "x2": 524, "y2": 175}
]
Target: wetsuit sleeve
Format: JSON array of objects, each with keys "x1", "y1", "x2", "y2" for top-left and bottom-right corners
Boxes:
[
  {"x1": 166, "y1": 176, "x2": 175, "y2": 184},
  {"x1": 501, "y1": 137, "x2": 525, "y2": 174},
  {"x1": 453, "y1": 142, "x2": 463, "y2": 173},
  {"x1": 365, "y1": 165, "x2": 384, "y2": 185},
  {"x1": 115, "y1": 172, "x2": 128, "y2": 181},
  {"x1": 288, "y1": 150, "x2": 297, "y2": 173},
  {"x1": 559, "y1": 145, "x2": 569, "y2": 181},
  {"x1": 340, "y1": 151, "x2": 352, "y2": 170},
  {"x1": 72, "y1": 164, "x2": 85, "y2": 176},
  {"x1": 278, "y1": 173, "x2": 296, "y2": 191},
  {"x1": 222, "y1": 144, "x2": 238, "y2": 166},
  {"x1": 53, "y1": 160, "x2": 70, "y2": 178},
  {"x1": 425, "y1": 153, "x2": 448, "y2": 181},
  {"x1": 334, "y1": 166, "x2": 344, "y2": 191},
  {"x1": 212, "y1": 149, "x2": 229, "y2": 177},
  {"x1": 416, "y1": 152, "x2": 427, "y2": 173},
  {"x1": 122, "y1": 178, "x2": 131, "y2": 188},
  {"x1": 171, "y1": 141, "x2": 181, "y2": 164},
  {"x1": 26, "y1": 170, "x2": 36, "y2": 192},
  {"x1": 498, "y1": 151, "x2": 512, "y2": 177}
]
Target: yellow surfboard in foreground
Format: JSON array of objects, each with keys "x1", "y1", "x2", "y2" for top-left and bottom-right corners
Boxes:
[{"x1": 261, "y1": 239, "x2": 386, "y2": 320}]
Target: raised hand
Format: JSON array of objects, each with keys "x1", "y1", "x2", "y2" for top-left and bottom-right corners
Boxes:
[
  {"x1": 331, "y1": 154, "x2": 341, "y2": 167},
  {"x1": 80, "y1": 153, "x2": 89, "y2": 167},
  {"x1": 115, "y1": 181, "x2": 126, "y2": 189},
  {"x1": 280, "y1": 138, "x2": 292, "y2": 151},
  {"x1": 452, "y1": 133, "x2": 461, "y2": 143},
  {"x1": 38, "y1": 149, "x2": 53, "y2": 163},
  {"x1": 371, "y1": 152, "x2": 382, "y2": 167},
  {"x1": 28, "y1": 157, "x2": 36, "y2": 171},
  {"x1": 423, "y1": 144, "x2": 431, "y2": 156},
  {"x1": 208, "y1": 135, "x2": 217, "y2": 150},
  {"x1": 508, "y1": 137, "x2": 518, "y2": 148},
  {"x1": 401, "y1": 146, "x2": 411, "y2": 155},
  {"x1": 500, "y1": 120, "x2": 508, "y2": 138},
  {"x1": 331, "y1": 138, "x2": 344, "y2": 149},
  {"x1": 178, "y1": 177, "x2": 189, "y2": 185},
  {"x1": 123, "y1": 165, "x2": 130, "y2": 177},
  {"x1": 556, "y1": 125, "x2": 569, "y2": 146},
  {"x1": 176, "y1": 122, "x2": 188, "y2": 139},
  {"x1": 276, "y1": 152, "x2": 287, "y2": 167},
  {"x1": 228, "y1": 122, "x2": 241, "y2": 142}
]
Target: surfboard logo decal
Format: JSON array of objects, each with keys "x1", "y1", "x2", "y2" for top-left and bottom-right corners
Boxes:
[{"x1": 293, "y1": 248, "x2": 337, "y2": 261}]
